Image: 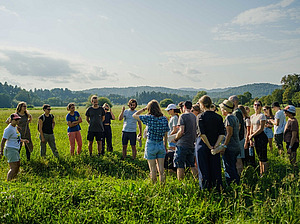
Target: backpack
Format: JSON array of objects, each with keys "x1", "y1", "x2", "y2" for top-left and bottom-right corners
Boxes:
[{"x1": 37, "y1": 114, "x2": 54, "y2": 131}]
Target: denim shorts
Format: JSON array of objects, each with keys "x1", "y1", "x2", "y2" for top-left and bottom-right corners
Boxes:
[
  {"x1": 264, "y1": 127, "x2": 274, "y2": 139},
  {"x1": 144, "y1": 139, "x2": 166, "y2": 160},
  {"x1": 4, "y1": 147, "x2": 20, "y2": 163},
  {"x1": 168, "y1": 142, "x2": 176, "y2": 148},
  {"x1": 174, "y1": 145, "x2": 195, "y2": 168}
]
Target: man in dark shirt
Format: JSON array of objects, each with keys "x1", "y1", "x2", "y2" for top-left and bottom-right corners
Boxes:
[
  {"x1": 38, "y1": 104, "x2": 59, "y2": 158},
  {"x1": 173, "y1": 101, "x2": 198, "y2": 180},
  {"x1": 228, "y1": 95, "x2": 245, "y2": 175},
  {"x1": 86, "y1": 95, "x2": 105, "y2": 156}
]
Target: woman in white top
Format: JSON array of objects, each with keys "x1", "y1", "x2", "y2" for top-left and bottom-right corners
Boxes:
[
  {"x1": 0, "y1": 113, "x2": 29, "y2": 181},
  {"x1": 249, "y1": 101, "x2": 269, "y2": 176}
]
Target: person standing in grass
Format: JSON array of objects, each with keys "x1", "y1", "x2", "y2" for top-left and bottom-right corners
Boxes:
[
  {"x1": 196, "y1": 95, "x2": 225, "y2": 190},
  {"x1": 249, "y1": 100, "x2": 268, "y2": 176},
  {"x1": 228, "y1": 95, "x2": 245, "y2": 176},
  {"x1": 283, "y1": 105, "x2": 298, "y2": 167},
  {"x1": 263, "y1": 106, "x2": 274, "y2": 152},
  {"x1": 271, "y1": 102, "x2": 286, "y2": 155},
  {"x1": 133, "y1": 100, "x2": 169, "y2": 183},
  {"x1": 38, "y1": 104, "x2": 59, "y2": 158},
  {"x1": 66, "y1": 103, "x2": 82, "y2": 155},
  {"x1": 6, "y1": 102, "x2": 33, "y2": 161},
  {"x1": 118, "y1": 99, "x2": 142, "y2": 160},
  {"x1": 173, "y1": 101, "x2": 198, "y2": 181},
  {"x1": 164, "y1": 104, "x2": 180, "y2": 172},
  {"x1": 0, "y1": 113, "x2": 29, "y2": 181},
  {"x1": 86, "y1": 95, "x2": 105, "y2": 156},
  {"x1": 102, "y1": 103, "x2": 115, "y2": 154},
  {"x1": 218, "y1": 100, "x2": 241, "y2": 185}
]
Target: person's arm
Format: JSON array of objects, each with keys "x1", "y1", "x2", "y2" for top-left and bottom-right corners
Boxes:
[
  {"x1": 289, "y1": 131, "x2": 297, "y2": 149},
  {"x1": 38, "y1": 118, "x2": 45, "y2": 142},
  {"x1": 174, "y1": 125, "x2": 184, "y2": 142},
  {"x1": 170, "y1": 125, "x2": 178, "y2": 135},
  {"x1": 28, "y1": 114, "x2": 33, "y2": 123},
  {"x1": 52, "y1": 117, "x2": 55, "y2": 130},
  {"x1": 0, "y1": 138, "x2": 7, "y2": 158},
  {"x1": 223, "y1": 125, "x2": 233, "y2": 147},
  {"x1": 102, "y1": 115, "x2": 105, "y2": 122},
  {"x1": 163, "y1": 132, "x2": 168, "y2": 150},
  {"x1": 110, "y1": 111, "x2": 115, "y2": 120},
  {"x1": 244, "y1": 125, "x2": 251, "y2": 148},
  {"x1": 118, "y1": 106, "x2": 125, "y2": 121},
  {"x1": 200, "y1": 134, "x2": 213, "y2": 150},
  {"x1": 5, "y1": 117, "x2": 10, "y2": 124},
  {"x1": 249, "y1": 120, "x2": 266, "y2": 139},
  {"x1": 132, "y1": 108, "x2": 147, "y2": 121},
  {"x1": 272, "y1": 118, "x2": 280, "y2": 126},
  {"x1": 214, "y1": 135, "x2": 225, "y2": 148}
]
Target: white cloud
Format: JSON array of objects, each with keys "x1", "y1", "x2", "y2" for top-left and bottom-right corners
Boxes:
[
  {"x1": 128, "y1": 72, "x2": 143, "y2": 79},
  {"x1": 280, "y1": 28, "x2": 300, "y2": 35},
  {"x1": 0, "y1": 5, "x2": 19, "y2": 17}
]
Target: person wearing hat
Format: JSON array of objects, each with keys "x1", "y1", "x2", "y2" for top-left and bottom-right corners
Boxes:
[
  {"x1": 216, "y1": 99, "x2": 240, "y2": 185},
  {"x1": 283, "y1": 105, "x2": 298, "y2": 166},
  {"x1": 271, "y1": 102, "x2": 286, "y2": 155},
  {"x1": 164, "y1": 104, "x2": 180, "y2": 172},
  {"x1": 0, "y1": 113, "x2": 29, "y2": 181},
  {"x1": 249, "y1": 100, "x2": 269, "y2": 176}
]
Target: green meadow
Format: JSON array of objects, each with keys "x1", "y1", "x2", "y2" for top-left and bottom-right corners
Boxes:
[{"x1": 0, "y1": 106, "x2": 299, "y2": 223}]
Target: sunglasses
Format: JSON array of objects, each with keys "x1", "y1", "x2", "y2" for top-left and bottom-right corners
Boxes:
[
  {"x1": 46, "y1": 108, "x2": 51, "y2": 111},
  {"x1": 254, "y1": 104, "x2": 261, "y2": 106},
  {"x1": 104, "y1": 108, "x2": 109, "y2": 111}
]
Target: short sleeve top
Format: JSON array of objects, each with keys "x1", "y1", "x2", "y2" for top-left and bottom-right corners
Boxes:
[
  {"x1": 250, "y1": 113, "x2": 266, "y2": 133},
  {"x1": 284, "y1": 118, "x2": 299, "y2": 143},
  {"x1": 122, "y1": 109, "x2": 137, "y2": 132},
  {"x1": 139, "y1": 115, "x2": 169, "y2": 142},
  {"x1": 66, "y1": 111, "x2": 81, "y2": 132},
  {"x1": 2, "y1": 124, "x2": 21, "y2": 149}
]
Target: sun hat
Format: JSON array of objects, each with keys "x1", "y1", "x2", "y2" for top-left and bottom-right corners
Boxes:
[
  {"x1": 219, "y1": 100, "x2": 234, "y2": 113},
  {"x1": 165, "y1": 104, "x2": 177, "y2": 111},
  {"x1": 10, "y1": 113, "x2": 21, "y2": 120},
  {"x1": 284, "y1": 105, "x2": 296, "y2": 114}
]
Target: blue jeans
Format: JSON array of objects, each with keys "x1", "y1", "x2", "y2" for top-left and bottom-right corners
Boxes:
[
  {"x1": 174, "y1": 145, "x2": 195, "y2": 168},
  {"x1": 222, "y1": 150, "x2": 240, "y2": 185}
]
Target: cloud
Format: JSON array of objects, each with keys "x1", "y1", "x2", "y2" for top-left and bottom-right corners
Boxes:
[
  {"x1": 0, "y1": 5, "x2": 19, "y2": 17},
  {"x1": 281, "y1": 28, "x2": 300, "y2": 35},
  {"x1": 98, "y1": 15, "x2": 109, "y2": 20},
  {"x1": 232, "y1": 0, "x2": 294, "y2": 26},
  {"x1": 128, "y1": 72, "x2": 143, "y2": 79},
  {"x1": 0, "y1": 47, "x2": 120, "y2": 89}
]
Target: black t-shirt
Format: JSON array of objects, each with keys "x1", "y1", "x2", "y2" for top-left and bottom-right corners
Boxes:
[
  {"x1": 39, "y1": 114, "x2": 54, "y2": 134},
  {"x1": 103, "y1": 112, "x2": 113, "y2": 124},
  {"x1": 233, "y1": 108, "x2": 244, "y2": 140},
  {"x1": 198, "y1": 111, "x2": 225, "y2": 146},
  {"x1": 85, "y1": 106, "x2": 105, "y2": 132}
]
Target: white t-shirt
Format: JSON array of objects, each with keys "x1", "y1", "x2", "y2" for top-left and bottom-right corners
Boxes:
[
  {"x1": 168, "y1": 115, "x2": 178, "y2": 136},
  {"x1": 250, "y1": 113, "x2": 266, "y2": 133},
  {"x1": 274, "y1": 110, "x2": 286, "y2": 134},
  {"x1": 2, "y1": 124, "x2": 21, "y2": 149}
]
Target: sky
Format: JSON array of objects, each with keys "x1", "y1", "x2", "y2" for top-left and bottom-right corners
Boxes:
[{"x1": 0, "y1": 0, "x2": 299, "y2": 91}]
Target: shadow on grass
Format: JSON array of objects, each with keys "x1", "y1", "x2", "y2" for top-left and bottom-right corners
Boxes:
[{"x1": 20, "y1": 151, "x2": 149, "y2": 180}]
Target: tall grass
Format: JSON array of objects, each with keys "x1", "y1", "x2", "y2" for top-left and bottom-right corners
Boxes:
[{"x1": 0, "y1": 107, "x2": 299, "y2": 223}]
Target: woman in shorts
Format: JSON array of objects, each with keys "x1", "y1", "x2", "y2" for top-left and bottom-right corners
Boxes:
[
  {"x1": 133, "y1": 100, "x2": 169, "y2": 183},
  {"x1": 263, "y1": 106, "x2": 274, "y2": 152},
  {"x1": 0, "y1": 113, "x2": 29, "y2": 181},
  {"x1": 249, "y1": 101, "x2": 268, "y2": 176},
  {"x1": 283, "y1": 105, "x2": 298, "y2": 166}
]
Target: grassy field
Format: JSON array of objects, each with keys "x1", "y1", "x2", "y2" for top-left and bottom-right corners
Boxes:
[{"x1": 0, "y1": 106, "x2": 299, "y2": 223}]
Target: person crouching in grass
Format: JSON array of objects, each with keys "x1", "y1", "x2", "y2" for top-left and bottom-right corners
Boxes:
[
  {"x1": 0, "y1": 114, "x2": 29, "y2": 181},
  {"x1": 133, "y1": 100, "x2": 169, "y2": 183}
]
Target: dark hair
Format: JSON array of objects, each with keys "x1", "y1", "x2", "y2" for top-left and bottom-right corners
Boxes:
[
  {"x1": 174, "y1": 108, "x2": 181, "y2": 114},
  {"x1": 43, "y1": 104, "x2": 51, "y2": 110},
  {"x1": 238, "y1": 105, "x2": 249, "y2": 118},
  {"x1": 192, "y1": 104, "x2": 201, "y2": 113},
  {"x1": 254, "y1": 100, "x2": 263, "y2": 106},
  {"x1": 67, "y1": 103, "x2": 75, "y2": 111},
  {"x1": 184, "y1": 101, "x2": 192, "y2": 110},
  {"x1": 198, "y1": 95, "x2": 212, "y2": 109},
  {"x1": 272, "y1": 102, "x2": 280, "y2": 108},
  {"x1": 178, "y1": 101, "x2": 184, "y2": 109},
  {"x1": 285, "y1": 111, "x2": 296, "y2": 117},
  {"x1": 263, "y1": 105, "x2": 274, "y2": 118},
  {"x1": 147, "y1": 100, "x2": 163, "y2": 117},
  {"x1": 16, "y1": 101, "x2": 28, "y2": 116},
  {"x1": 128, "y1": 99, "x2": 138, "y2": 106}
]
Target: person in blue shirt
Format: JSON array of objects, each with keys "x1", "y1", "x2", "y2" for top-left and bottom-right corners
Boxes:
[
  {"x1": 133, "y1": 100, "x2": 169, "y2": 183},
  {"x1": 66, "y1": 103, "x2": 82, "y2": 155}
]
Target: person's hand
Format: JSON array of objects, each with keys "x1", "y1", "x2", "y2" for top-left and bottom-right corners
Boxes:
[
  {"x1": 41, "y1": 137, "x2": 46, "y2": 143},
  {"x1": 122, "y1": 106, "x2": 125, "y2": 111},
  {"x1": 211, "y1": 145, "x2": 225, "y2": 155},
  {"x1": 137, "y1": 133, "x2": 142, "y2": 138},
  {"x1": 250, "y1": 140, "x2": 254, "y2": 147},
  {"x1": 22, "y1": 139, "x2": 29, "y2": 144}
]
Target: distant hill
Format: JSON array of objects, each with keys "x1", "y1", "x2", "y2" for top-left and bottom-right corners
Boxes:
[{"x1": 83, "y1": 83, "x2": 281, "y2": 99}]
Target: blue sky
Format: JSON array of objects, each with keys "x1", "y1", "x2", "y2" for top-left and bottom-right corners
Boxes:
[{"x1": 0, "y1": 0, "x2": 299, "y2": 90}]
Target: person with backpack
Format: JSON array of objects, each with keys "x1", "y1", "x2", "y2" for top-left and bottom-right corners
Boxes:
[{"x1": 38, "y1": 104, "x2": 59, "y2": 158}]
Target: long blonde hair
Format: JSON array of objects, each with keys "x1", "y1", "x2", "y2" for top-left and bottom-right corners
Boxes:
[
  {"x1": 16, "y1": 101, "x2": 28, "y2": 116},
  {"x1": 147, "y1": 100, "x2": 163, "y2": 117}
]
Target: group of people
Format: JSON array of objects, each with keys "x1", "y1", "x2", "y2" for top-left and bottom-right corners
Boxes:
[{"x1": 0, "y1": 95, "x2": 298, "y2": 188}]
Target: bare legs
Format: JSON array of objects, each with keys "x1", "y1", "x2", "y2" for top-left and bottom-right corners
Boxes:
[
  {"x1": 259, "y1": 161, "x2": 268, "y2": 176},
  {"x1": 177, "y1": 167, "x2": 198, "y2": 181},
  {"x1": 236, "y1": 158, "x2": 243, "y2": 176},
  {"x1": 7, "y1": 161, "x2": 20, "y2": 181},
  {"x1": 268, "y1": 139, "x2": 273, "y2": 152},
  {"x1": 122, "y1": 145, "x2": 137, "y2": 160},
  {"x1": 88, "y1": 141, "x2": 102, "y2": 155},
  {"x1": 147, "y1": 158, "x2": 165, "y2": 183}
]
